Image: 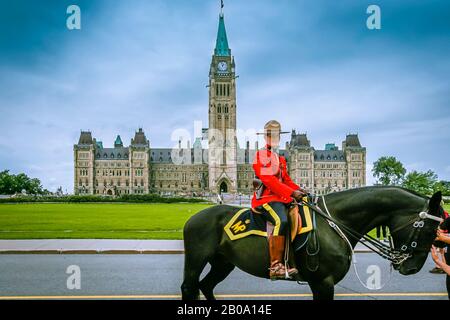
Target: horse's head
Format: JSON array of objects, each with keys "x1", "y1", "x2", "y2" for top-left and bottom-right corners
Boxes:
[{"x1": 391, "y1": 191, "x2": 443, "y2": 275}]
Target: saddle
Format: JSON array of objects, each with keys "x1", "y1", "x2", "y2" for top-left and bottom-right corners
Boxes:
[
  {"x1": 224, "y1": 197, "x2": 320, "y2": 276},
  {"x1": 224, "y1": 196, "x2": 313, "y2": 246}
]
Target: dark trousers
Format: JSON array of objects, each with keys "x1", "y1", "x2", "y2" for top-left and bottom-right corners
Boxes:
[
  {"x1": 256, "y1": 202, "x2": 289, "y2": 237},
  {"x1": 447, "y1": 275, "x2": 450, "y2": 300},
  {"x1": 376, "y1": 225, "x2": 387, "y2": 239}
]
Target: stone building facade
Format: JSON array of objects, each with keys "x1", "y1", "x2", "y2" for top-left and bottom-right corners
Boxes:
[{"x1": 73, "y1": 11, "x2": 366, "y2": 196}]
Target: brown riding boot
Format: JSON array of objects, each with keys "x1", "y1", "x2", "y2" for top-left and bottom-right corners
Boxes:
[{"x1": 268, "y1": 235, "x2": 298, "y2": 280}]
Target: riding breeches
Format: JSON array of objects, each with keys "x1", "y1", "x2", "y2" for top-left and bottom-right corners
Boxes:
[{"x1": 255, "y1": 202, "x2": 289, "y2": 237}]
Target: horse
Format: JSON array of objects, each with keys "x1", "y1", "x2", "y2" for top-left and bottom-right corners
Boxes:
[{"x1": 181, "y1": 186, "x2": 444, "y2": 300}]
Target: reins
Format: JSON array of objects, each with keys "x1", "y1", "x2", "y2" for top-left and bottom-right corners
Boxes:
[{"x1": 299, "y1": 196, "x2": 441, "y2": 265}]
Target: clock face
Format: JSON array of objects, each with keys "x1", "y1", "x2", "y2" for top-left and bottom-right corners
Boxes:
[{"x1": 217, "y1": 61, "x2": 228, "y2": 72}]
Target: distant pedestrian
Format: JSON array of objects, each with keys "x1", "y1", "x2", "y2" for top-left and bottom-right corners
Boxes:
[{"x1": 376, "y1": 225, "x2": 388, "y2": 242}]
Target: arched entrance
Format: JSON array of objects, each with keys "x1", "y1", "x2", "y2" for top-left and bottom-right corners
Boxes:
[
  {"x1": 219, "y1": 181, "x2": 228, "y2": 194},
  {"x1": 106, "y1": 189, "x2": 113, "y2": 196}
]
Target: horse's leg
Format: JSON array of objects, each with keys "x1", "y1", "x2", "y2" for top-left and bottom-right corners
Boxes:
[
  {"x1": 181, "y1": 250, "x2": 208, "y2": 300},
  {"x1": 309, "y1": 276, "x2": 335, "y2": 300},
  {"x1": 199, "y1": 255, "x2": 235, "y2": 300}
]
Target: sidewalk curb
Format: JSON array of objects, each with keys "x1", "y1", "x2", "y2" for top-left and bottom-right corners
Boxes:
[{"x1": 0, "y1": 249, "x2": 370, "y2": 254}]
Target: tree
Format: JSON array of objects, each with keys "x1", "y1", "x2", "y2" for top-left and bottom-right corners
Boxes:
[
  {"x1": 402, "y1": 170, "x2": 438, "y2": 195},
  {"x1": 0, "y1": 170, "x2": 45, "y2": 195},
  {"x1": 372, "y1": 156, "x2": 406, "y2": 185},
  {"x1": 433, "y1": 180, "x2": 450, "y2": 196},
  {"x1": 0, "y1": 170, "x2": 15, "y2": 194}
]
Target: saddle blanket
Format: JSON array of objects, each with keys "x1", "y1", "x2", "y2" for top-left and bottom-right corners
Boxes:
[{"x1": 224, "y1": 201, "x2": 314, "y2": 241}]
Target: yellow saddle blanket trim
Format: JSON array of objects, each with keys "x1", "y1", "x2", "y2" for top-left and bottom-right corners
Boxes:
[{"x1": 224, "y1": 197, "x2": 313, "y2": 241}]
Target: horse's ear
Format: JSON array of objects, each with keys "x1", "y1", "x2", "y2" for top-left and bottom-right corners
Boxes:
[{"x1": 428, "y1": 191, "x2": 442, "y2": 214}]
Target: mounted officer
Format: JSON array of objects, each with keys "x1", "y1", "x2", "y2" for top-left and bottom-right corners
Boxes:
[{"x1": 252, "y1": 120, "x2": 308, "y2": 280}]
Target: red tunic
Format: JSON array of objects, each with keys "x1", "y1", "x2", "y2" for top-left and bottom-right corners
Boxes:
[{"x1": 251, "y1": 146, "x2": 301, "y2": 208}]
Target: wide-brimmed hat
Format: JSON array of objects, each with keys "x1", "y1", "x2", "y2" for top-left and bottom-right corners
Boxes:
[{"x1": 256, "y1": 120, "x2": 290, "y2": 135}]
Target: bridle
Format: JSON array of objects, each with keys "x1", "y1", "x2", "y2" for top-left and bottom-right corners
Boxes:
[
  {"x1": 300, "y1": 197, "x2": 443, "y2": 266},
  {"x1": 389, "y1": 202, "x2": 443, "y2": 257}
]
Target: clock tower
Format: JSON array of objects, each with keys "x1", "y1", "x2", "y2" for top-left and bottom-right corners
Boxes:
[{"x1": 208, "y1": 11, "x2": 238, "y2": 194}]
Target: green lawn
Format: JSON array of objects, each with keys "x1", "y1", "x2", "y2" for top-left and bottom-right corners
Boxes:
[
  {"x1": 0, "y1": 203, "x2": 448, "y2": 240},
  {"x1": 0, "y1": 203, "x2": 213, "y2": 239}
]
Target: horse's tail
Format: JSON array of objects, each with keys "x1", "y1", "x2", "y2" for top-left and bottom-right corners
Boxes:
[{"x1": 181, "y1": 205, "x2": 232, "y2": 300}]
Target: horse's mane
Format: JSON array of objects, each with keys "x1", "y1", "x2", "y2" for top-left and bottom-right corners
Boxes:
[{"x1": 328, "y1": 185, "x2": 429, "y2": 201}]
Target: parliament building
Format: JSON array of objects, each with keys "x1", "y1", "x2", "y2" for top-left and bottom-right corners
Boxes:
[{"x1": 74, "y1": 10, "x2": 366, "y2": 197}]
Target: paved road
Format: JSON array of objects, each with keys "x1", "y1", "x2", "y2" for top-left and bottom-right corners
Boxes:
[
  {"x1": 0, "y1": 253, "x2": 447, "y2": 300},
  {"x1": 0, "y1": 239, "x2": 370, "y2": 254}
]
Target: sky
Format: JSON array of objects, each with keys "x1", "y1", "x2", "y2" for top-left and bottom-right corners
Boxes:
[{"x1": 0, "y1": 0, "x2": 449, "y2": 193}]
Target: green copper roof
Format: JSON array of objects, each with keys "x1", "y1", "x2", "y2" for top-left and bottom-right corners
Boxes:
[
  {"x1": 214, "y1": 14, "x2": 231, "y2": 56},
  {"x1": 193, "y1": 137, "x2": 202, "y2": 148},
  {"x1": 114, "y1": 135, "x2": 123, "y2": 147}
]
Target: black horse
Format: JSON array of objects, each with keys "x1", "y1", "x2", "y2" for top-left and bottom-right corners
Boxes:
[{"x1": 181, "y1": 186, "x2": 443, "y2": 300}]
